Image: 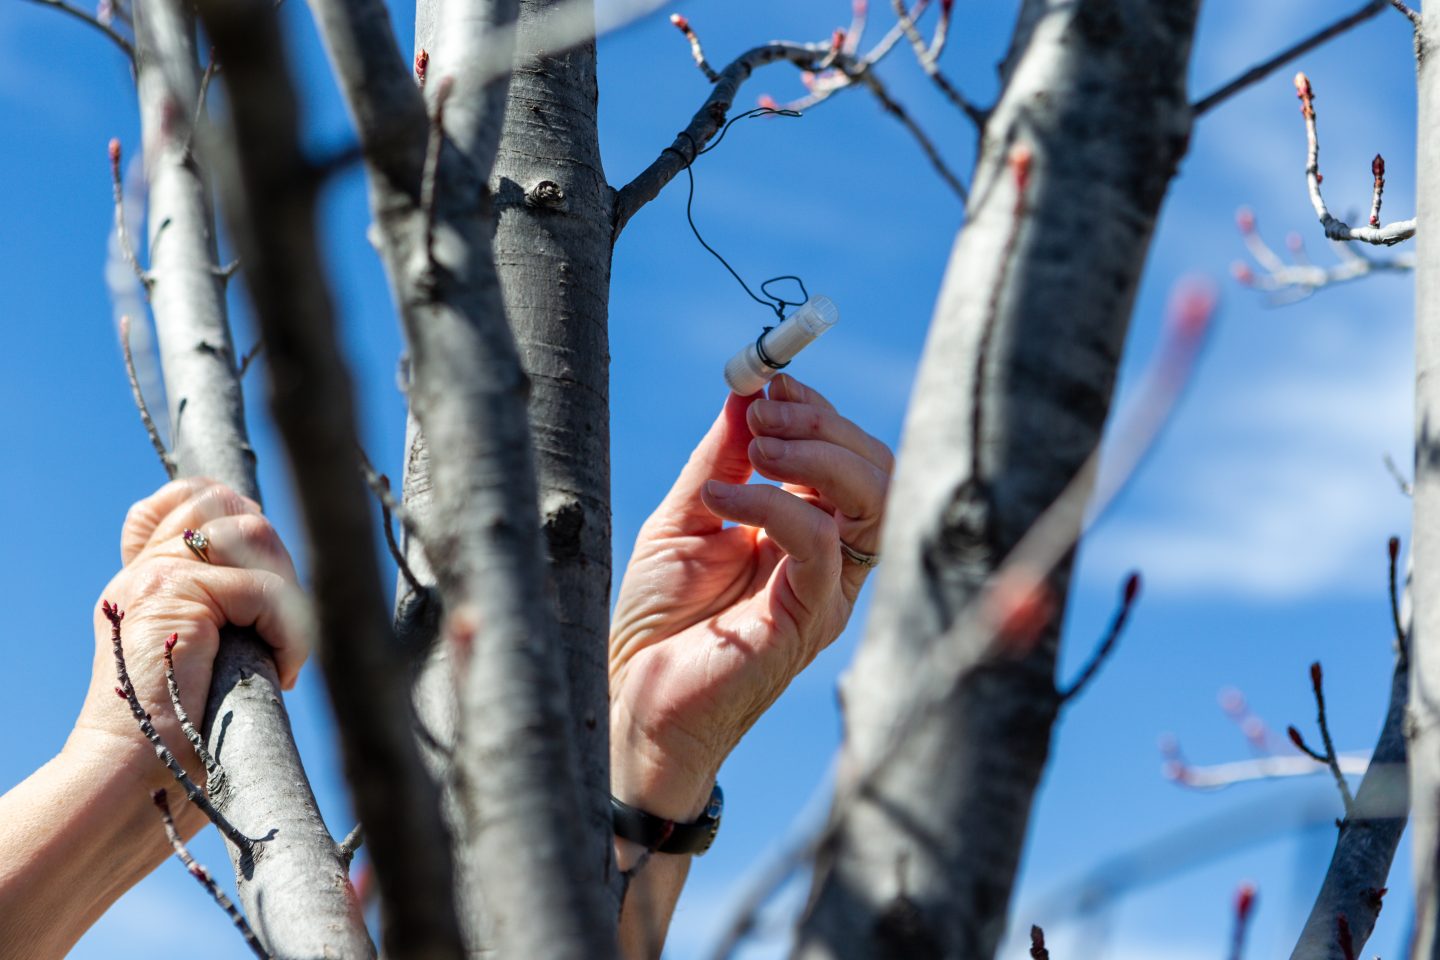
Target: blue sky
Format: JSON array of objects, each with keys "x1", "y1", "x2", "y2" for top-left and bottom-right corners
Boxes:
[{"x1": 0, "y1": 0, "x2": 1424, "y2": 957}]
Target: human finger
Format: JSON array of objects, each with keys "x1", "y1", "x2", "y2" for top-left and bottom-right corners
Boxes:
[
  {"x1": 700, "y1": 480, "x2": 840, "y2": 616},
  {"x1": 186, "y1": 565, "x2": 311, "y2": 689},
  {"x1": 767, "y1": 373, "x2": 836, "y2": 413},
  {"x1": 139, "y1": 483, "x2": 264, "y2": 557},
  {"x1": 748, "y1": 438, "x2": 888, "y2": 532},
  {"x1": 648, "y1": 392, "x2": 758, "y2": 535},
  {"x1": 747, "y1": 399, "x2": 894, "y2": 474},
  {"x1": 145, "y1": 513, "x2": 299, "y2": 585},
  {"x1": 122, "y1": 477, "x2": 224, "y2": 564}
]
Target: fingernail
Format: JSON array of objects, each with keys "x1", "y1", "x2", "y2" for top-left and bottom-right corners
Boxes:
[
  {"x1": 753, "y1": 401, "x2": 789, "y2": 428},
  {"x1": 706, "y1": 480, "x2": 735, "y2": 499},
  {"x1": 755, "y1": 436, "x2": 787, "y2": 459}
]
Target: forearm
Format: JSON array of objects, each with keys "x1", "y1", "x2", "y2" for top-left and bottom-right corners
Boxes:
[
  {"x1": 0, "y1": 732, "x2": 190, "y2": 958},
  {"x1": 612, "y1": 720, "x2": 718, "y2": 960}
]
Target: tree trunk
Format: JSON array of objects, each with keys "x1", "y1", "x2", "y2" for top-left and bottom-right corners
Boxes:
[
  {"x1": 492, "y1": 0, "x2": 618, "y2": 911},
  {"x1": 1408, "y1": 12, "x2": 1440, "y2": 957},
  {"x1": 132, "y1": 2, "x2": 373, "y2": 954},
  {"x1": 795, "y1": 2, "x2": 1199, "y2": 957}
]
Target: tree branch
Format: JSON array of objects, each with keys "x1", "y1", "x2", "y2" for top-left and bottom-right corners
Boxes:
[
  {"x1": 109, "y1": 139, "x2": 150, "y2": 289},
  {"x1": 103, "y1": 601, "x2": 254, "y2": 852},
  {"x1": 890, "y1": 0, "x2": 986, "y2": 126},
  {"x1": 1296, "y1": 72, "x2": 1416, "y2": 245},
  {"x1": 1191, "y1": 0, "x2": 1388, "y2": 117},
  {"x1": 126, "y1": 4, "x2": 362, "y2": 950},
  {"x1": 189, "y1": 0, "x2": 466, "y2": 955},
  {"x1": 162, "y1": 632, "x2": 225, "y2": 797},
  {"x1": 119, "y1": 315, "x2": 175, "y2": 477},
  {"x1": 22, "y1": 0, "x2": 135, "y2": 59},
  {"x1": 1308, "y1": 662, "x2": 1358, "y2": 816},
  {"x1": 1288, "y1": 648, "x2": 1408, "y2": 959},
  {"x1": 308, "y1": 0, "x2": 617, "y2": 953},
  {"x1": 1231, "y1": 206, "x2": 1414, "y2": 303},
  {"x1": 612, "y1": 40, "x2": 824, "y2": 237},
  {"x1": 1230, "y1": 884, "x2": 1257, "y2": 960},
  {"x1": 1058, "y1": 572, "x2": 1140, "y2": 702},
  {"x1": 152, "y1": 789, "x2": 270, "y2": 960}
]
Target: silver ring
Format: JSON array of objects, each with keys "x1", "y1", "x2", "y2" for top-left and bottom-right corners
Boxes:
[
  {"x1": 183, "y1": 528, "x2": 212, "y2": 564},
  {"x1": 840, "y1": 539, "x2": 879, "y2": 568}
]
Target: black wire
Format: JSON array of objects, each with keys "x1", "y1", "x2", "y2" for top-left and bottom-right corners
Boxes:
[{"x1": 666, "y1": 108, "x2": 808, "y2": 320}]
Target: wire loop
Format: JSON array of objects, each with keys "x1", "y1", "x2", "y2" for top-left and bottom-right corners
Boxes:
[{"x1": 663, "y1": 108, "x2": 809, "y2": 321}]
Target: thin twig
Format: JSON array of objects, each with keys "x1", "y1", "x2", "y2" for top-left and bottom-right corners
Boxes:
[
  {"x1": 1286, "y1": 724, "x2": 1331, "y2": 763},
  {"x1": 357, "y1": 448, "x2": 426, "y2": 596},
  {"x1": 669, "y1": 13, "x2": 719, "y2": 82},
  {"x1": 1232, "y1": 206, "x2": 1413, "y2": 302},
  {"x1": 163, "y1": 633, "x2": 226, "y2": 798},
  {"x1": 890, "y1": 0, "x2": 986, "y2": 126},
  {"x1": 1191, "y1": 0, "x2": 1387, "y2": 116},
  {"x1": 152, "y1": 789, "x2": 271, "y2": 959},
  {"x1": 1389, "y1": 0, "x2": 1421, "y2": 26},
  {"x1": 844, "y1": 0, "x2": 868, "y2": 54},
  {"x1": 236, "y1": 339, "x2": 264, "y2": 378},
  {"x1": 337, "y1": 824, "x2": 364, "y2": 867},
  {"x1": 1309, "y1": 661, "x2": 1357, "y2": 816},
  {"x1": 854, "y1": 67, "x2": 968, "y2": 200},
  {"x1": 109, "y1": 140, "x2": 151, "y2": 289},
  {"x1": 22, "y1": 0, "x2": 135, "y2": 59},
  {"x1": 1369, "y1": 154, "x2": 1386, "y2": 227},
  {"x1": 1295, "y1": 72, "x2": 1415, "y2": 245},
  {"x1": 1029, "y1": 925, "x2": 1050, "y2": 960},
  {"x1": 1229, "y1": 883, "x2": 1257, "y2": 960},
  {"x1": 103, "y1": 602, "x2": 253, "y2": 851},
  {"x1": 1389, "y1": 536, "x2": 1408, "y2": 666},
  {"x1": 862, "y1": 0, "x2": 930, "y2": 67},
  {"x1": 184, "y1": 52, "x2": 221, "y2": 159},
  {"x1": 1166, "y1": 751, "x2": 1373, "y2": 790},
  {"x1": 119, "y1": 316, "x2": 176, "y2": 479},
  {"x1": 420, "y1": 76, "x2": 454, "y2": 274},
  {"x1": 1059, "y1": 571, "x2": 1141, "y2": 702},
  {"x1": 1384, "y1": 453, "x2": 1414, "y2": 497}
]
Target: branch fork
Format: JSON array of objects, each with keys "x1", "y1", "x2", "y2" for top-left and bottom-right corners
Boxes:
[{"x1": 1296, "y1": 73, "x2": 1415, "y2": 246}]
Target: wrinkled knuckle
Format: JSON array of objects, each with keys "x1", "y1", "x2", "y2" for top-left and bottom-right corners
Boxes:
[
  {"x1": 196, "y1": 484, "x2": 249, "y2": 519},
  {"x1": 231, "y1": 514, "x2": 285, "y2": 564}
]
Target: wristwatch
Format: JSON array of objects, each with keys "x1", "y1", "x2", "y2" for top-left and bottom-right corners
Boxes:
[{"x1": 611, "y1": 784, "x2": 724, "y2": 856}]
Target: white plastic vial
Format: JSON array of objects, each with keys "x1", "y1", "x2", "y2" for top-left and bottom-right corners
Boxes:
[{"x1": 723, "y1": 295, "x2": 839, "y2": 395}]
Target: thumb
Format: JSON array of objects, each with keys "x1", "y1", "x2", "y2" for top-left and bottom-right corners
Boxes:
[{"x1": 650, "y1": 392, "x2": 758, "y2": 535}]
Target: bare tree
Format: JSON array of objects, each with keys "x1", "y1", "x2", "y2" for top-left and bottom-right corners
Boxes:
[{"x1": 14, "y1": 0, "x2": 1431, "y2": 957}]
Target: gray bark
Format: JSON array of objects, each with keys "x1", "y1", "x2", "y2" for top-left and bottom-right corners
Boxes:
[
  {"x1": 191, "y1": 0, "x2": 465, "y2": 956},
  {"x1": 1410, "y1": 13, "x2": 1440, "y2": 957},
  {"x1": 308, "y1": 0, "x2": 614, "y2": 955},
  {"x1": 794, "y1": 2, "x2": 1199, "y2": 957},
  {"x1": 130, "y1": 2, "x2": 370, "y2": 955},
  {"x1": 492, "y1": 0, "x2": 619, "y2": 913}
]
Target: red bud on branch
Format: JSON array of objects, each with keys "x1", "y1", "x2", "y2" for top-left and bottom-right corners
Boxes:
[{"x1": 1235, "y1": 882, "x2": 1257, "y2": 922}]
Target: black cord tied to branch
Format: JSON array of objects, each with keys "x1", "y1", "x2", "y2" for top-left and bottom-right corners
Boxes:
[{"x1": 663, "y1": 107, "x2": 812, "y2": 326}]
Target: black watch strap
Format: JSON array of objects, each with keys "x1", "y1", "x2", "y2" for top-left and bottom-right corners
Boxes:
[{"x1": 611, "y1": 784, "x2": 724, "y2": 856}]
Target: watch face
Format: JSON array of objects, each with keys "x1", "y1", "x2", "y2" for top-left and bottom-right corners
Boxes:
[{"x1": 705, "y1": 784, "x2": 725, "y2": 821}]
